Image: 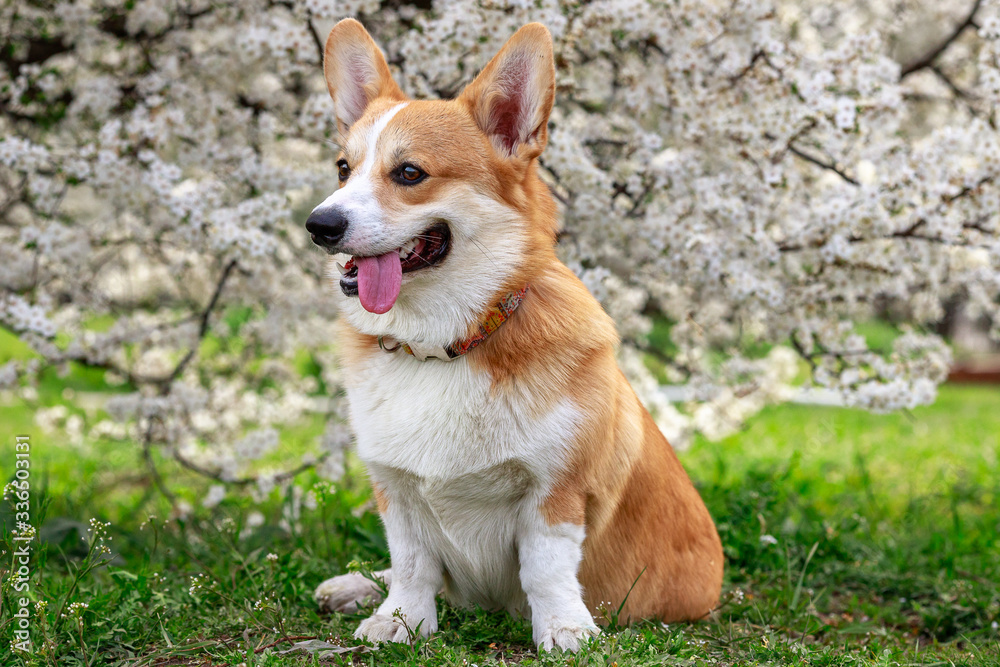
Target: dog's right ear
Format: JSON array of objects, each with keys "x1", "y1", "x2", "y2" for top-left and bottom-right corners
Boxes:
[
  {"x1": 323, "y1": 19, "x2": 406, "y2": 135},
  {"x1": 457, "y1": 23, "x2": 555, "y2": 161}
]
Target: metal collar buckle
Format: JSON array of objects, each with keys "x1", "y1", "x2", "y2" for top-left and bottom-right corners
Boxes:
[
  {"x1": 377, "y1": 335, "x2": 401, "y2": 353},
  {"x1": 379, "y1": 335, "x2": 445, "y2": 361},
  {"x1": 373, "y1": 285, "x2": 527, "y2": 362}
]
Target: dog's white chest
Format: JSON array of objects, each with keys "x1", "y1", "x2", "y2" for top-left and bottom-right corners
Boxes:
[
  {"x1": 345, "y1": 353, "x2": 579, "y2": 610},
  {"x1": 346, "y1": 354, "x2": 578, "y2": 478}
]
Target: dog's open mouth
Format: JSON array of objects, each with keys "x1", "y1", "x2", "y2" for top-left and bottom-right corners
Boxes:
[{"x1": 337, "y1": 222, "x2": 451, "y2": 314}]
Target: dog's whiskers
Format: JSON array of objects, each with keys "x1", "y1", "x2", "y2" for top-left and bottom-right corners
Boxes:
[
  {"x1": 409, "y1": 249, "x2": 432, "y2": 264},
  {"x1": 470, "y1": 238, "x2": 500, "y2": 272}
]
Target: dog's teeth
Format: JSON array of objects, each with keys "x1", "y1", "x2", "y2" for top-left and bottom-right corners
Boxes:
[
  {"x1": 395, "y1": 239, "x2": 418, "y2": 259},
  {"x1": 335, "y1": 262, "x2": 347, "y2": 275}
]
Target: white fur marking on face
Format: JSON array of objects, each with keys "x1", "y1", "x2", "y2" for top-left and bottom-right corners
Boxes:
[
  {"x1": 358, "y1": 101, "x2": 409, "y2": 179},
  {"x1": 309, "y1": 102, "x2": 409, "y2": 253},
  {"x1": 338, "y1": 187, "x2": 527, "y2": 346}
]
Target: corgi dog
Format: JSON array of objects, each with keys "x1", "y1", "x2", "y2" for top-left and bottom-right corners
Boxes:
[{"x1": 309, "y1": 19, "x2": 723, "y2": 652}]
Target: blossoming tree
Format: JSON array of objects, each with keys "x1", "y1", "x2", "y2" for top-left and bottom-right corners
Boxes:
[{"x1": 2, "y1": 0, "x2": 998, "y2": 505}]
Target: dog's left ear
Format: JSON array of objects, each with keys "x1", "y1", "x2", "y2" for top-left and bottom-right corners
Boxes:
[
  {"x1": 458, "y1": 23, "x2": 555, "y2": 161},
  {"x1": 323, "y1": 19, "x2": 406, "y2": 136}
]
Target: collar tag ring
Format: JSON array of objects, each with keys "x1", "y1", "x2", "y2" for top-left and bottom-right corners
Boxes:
[{"x1": 378, "y1": 335, "x2": 401, "y2": 353}]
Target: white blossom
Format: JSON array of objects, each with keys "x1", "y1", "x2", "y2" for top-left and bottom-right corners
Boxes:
[
  {"x1": 202, "y1": 484, "x2": 227, "y2": 509},
  {"x1": 2, "y1": 0, "x2": 998, "y2": 502}
]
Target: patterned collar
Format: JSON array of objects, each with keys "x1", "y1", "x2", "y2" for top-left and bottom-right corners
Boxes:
[{"x1": 376, "y1": 287, "x2": 528, "y2": 362}]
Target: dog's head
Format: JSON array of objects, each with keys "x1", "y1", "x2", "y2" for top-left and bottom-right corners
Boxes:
[{"x1": 307, "y1": 19, "x2": 557, "y2": 346}]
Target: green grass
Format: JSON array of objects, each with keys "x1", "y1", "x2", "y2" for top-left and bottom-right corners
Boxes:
[{"x1": 2, "y1": 381, "x2": 999, "y2": 665}]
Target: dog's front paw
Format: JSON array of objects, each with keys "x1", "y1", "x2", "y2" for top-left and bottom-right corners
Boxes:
[
  {"x1": 354, "y1": 610, "x2": 436, "y2": 644},
  {"x1": 315, "y1": 572, "x2": 386, "y2": 613},
  {"x1": 354, "y1": 614, "x2": 410, "y2": 643},
  {"x1": 534, "y1": 618, "x2": 600, "y2": 653}
]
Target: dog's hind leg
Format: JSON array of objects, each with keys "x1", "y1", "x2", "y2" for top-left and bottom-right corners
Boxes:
[{"x1": 315, "y1": 569, "x2": 391, "y2": 613}]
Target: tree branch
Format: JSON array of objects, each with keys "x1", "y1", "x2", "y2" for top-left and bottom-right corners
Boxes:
[
  {"x1": 764, "y1": 122, "x2": 860, "y2": 187},
  {"x1": 166, "y1": 259, "x2": 238, "y2": 385},
  {"x1": 728, "y1": 49, "x2": 765, "y2": 85},
  {"x1": 900, "y1": 0, "x2": 983, "y2": 78},
  {"x1": 306, "y1": 16, "x2": 324, "y2": 64},
  {"x1": 930, "y1": 64, "x2": 973, "y2": 100},
  {"x1": 142, "y1": 419, "x2": 176, "y2": 502},
  {"x1": 172, "y1": 449, "x2": 330, "y2": 487},
  {"x1": 787, "y1": 144, "x2": 860, "y2": 186},
  {"x1": 789, "y1": 333, "x2": 817, "y2": 371}
]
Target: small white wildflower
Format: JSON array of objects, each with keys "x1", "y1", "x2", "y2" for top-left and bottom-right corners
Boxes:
[
  {"x1": 67, "y1": 602, "x2": 89, "y2": 618},
  {"x1": 759, "y1": 534, "x2": 778, "y2": 546},
  {"x1": 13, "y1": 523, "x2": 36, "y2": 540},
  {"x1": 188, "y1": 573, "x2": 208, "y2": 596}
]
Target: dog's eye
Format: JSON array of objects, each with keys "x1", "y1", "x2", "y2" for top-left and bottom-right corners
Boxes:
[
  {"x1": 393, "y1": 164, "x2": 426, "y2": 185},
  {"x1": 337, "y1": 160, "x2": 350, "y2": 182}
]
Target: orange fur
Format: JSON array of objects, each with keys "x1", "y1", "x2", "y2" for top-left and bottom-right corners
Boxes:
[
  {"x1": 472, "y1": 262, "x2": 723, "y2": 622},
  {"x1": 373, "y1": 482, "x2": 389, "y2": 514}
]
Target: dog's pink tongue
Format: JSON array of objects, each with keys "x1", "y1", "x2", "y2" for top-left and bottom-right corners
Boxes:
[{"x1": 355, "y1": 252, "x2": 402, "y2": 314}]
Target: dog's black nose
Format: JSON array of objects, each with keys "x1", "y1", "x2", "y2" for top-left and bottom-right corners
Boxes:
[{"x1": 305, "y1": 208, "x2": 349, "y2": 250}]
